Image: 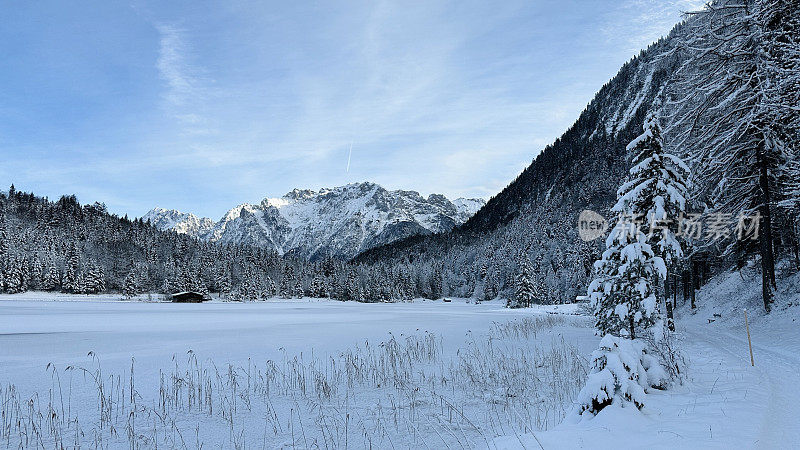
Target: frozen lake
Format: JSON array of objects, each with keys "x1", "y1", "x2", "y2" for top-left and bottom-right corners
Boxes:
[
  {"x1": 0, "y1": 294, "x2": 595, "y2": 448},
  {"x1": 0, "y1": 295, "x2": 590, "y2": 383}
]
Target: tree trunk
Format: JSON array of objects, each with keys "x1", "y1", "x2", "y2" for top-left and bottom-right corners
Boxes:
[
  {"x1": 665, "y1": 295, "x2": 675, "y2": 331},
  {"x1": 663, "y1": 273, "x2": 675, "y2": 331},
  {"x1": 682, "y1": 269, "x2": 689, "y2": 305},
  {"x1": 756, "y1": 143, "x2": 775, "y2": 312},
  {"x1": 673, "y1": 273, "x2": 678, "y2": 309},
  {"x1": 689, "y1": 259, "x2": 696, "y2": 310},
  {"x1": 629, "y1": 315, "x2": 636, "y2": 340}
]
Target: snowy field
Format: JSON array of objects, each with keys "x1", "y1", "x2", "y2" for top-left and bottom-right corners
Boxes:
[
  {"x1": 2, "y1": 283, "x2": 798, "y2": 449},
  {"x1": 0, "y1": 295, "x2": 596, "y2": 448}
]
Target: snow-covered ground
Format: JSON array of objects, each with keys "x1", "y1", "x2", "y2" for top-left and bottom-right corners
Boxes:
[
  {"x1": 0, "y1": 295, "x2": 595, "y2": 448},
  {"x1": 2, "y1": 271, "x2": 798, "y2": 449},
  {"x1": 493, "y1": 265, "x2": 800, "y2": 449}
]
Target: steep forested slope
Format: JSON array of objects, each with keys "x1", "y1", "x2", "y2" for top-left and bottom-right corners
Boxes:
[
  {"x1": 357, "y1": 1, "x2": 799, "y2": 306},
  {"x1": 356, "y1": 28, "x2": 684, "y2": 302}
]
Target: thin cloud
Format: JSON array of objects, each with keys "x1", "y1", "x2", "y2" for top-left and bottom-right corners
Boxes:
[
  {"x1": 155, "y1": 24, "x2": 215, "y2": 135},
  {"x1": 603, "y1": 0, "x2": 707, "y2": 54}
]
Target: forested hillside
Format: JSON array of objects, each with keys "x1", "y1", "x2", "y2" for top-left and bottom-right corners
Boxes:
[
  {"x1": 357, "y1": 0, "x2": 800, "y2": 307},
  {"x1": 0, "y1": 188, "x2": 371, "y2": 300}
]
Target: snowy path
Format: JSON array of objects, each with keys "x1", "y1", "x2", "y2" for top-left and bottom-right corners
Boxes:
[
  {"x1": 492, "y1": 306, "x2": 800, "y2": 449},
  {"x1": 684, "y1": 323, "x2": 800, "y2": 448}
]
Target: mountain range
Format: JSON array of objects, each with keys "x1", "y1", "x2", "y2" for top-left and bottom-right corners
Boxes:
[{"x1": 143, "y1": 182, "x2": 484, "y2": 260}]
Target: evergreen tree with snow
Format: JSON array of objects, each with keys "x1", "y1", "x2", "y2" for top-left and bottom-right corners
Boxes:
[
  {"x1": 293, "y1": 279, "x2": 304, "y2": 298},
  {"x1": 345, "y1": 270, "x2": 360, "y2": 301},
  {"x1": 4, "y1": 257, "x2": 25, "y2": 294},
  {"x1": 266, "y1": 276, "x2": 277, "y2": 299},
  {"x1": 309, "y1": 273, "x2": 325, "y2": 298},
  {"x1": 614, "y1": 101, "x2": 688, "y2": 329},
  {"x1": 615, "y1": 101, "x2": 688, "y2": 263},
  {"x1": 483, "y1": 278, "x2": 497, "y2": 302},
  {"x1": 588, "y1": 218, "x2": 664, "y2": 339},
  {"x1": 62, "y1": 242, "x2": 81, "y2": 293},
  {"x1": 509, "y1": 258, "x2": 537, "y2": 308},
  {"x1": 279, "y1": 265, "x2": 294, "y2": 299},
  {"x1": 574, "y1": 334, "x2": 668, "y2": 417},
  {"x1": 29, "y1": 258, "x2": 42, "y2": 291},
  {"x1": 429, "y1": 266, "x2": 443, "y2": 299},
  {"x1": 123, "y1": 270, "x2": 138, "y2": 299},
  {"x1": 82, "y1": 263, "x2": 105, "y2": 294},
  {"x1": 43, "y1": 264, "x2": 60, "y2": 291},
  {"x1": 217, "y1": 266, "x2": 232, "y2": 299}
]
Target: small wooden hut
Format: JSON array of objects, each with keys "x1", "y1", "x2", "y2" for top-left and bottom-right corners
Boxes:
[{"x1": 171, "y1": 291, "x2": 207, "y2": 303}]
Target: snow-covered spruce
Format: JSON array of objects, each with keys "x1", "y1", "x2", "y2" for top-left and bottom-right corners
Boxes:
[
  {"x1": 587, "y1": 99, "x2": 693, "y2": 338},
  {"x1": 614, "y1": 99, "x2": 688, "y2": 266},
  {"x1": 614, "y1": 100, "x2": 688, "y2": 329},
  {"x1": 508, "y1": 257, "x2": 541, "y2": 308},
  {"x1": 588, "y1": 221, "x2": 664, "y2": 339},
  {"x1": 573, "y1": 334, "x2": 668, "y2": 419}
]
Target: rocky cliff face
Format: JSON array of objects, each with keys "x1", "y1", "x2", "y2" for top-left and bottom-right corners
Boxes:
[{"x1": 143, "y1": 182, "x2": 484, "y2": 260}]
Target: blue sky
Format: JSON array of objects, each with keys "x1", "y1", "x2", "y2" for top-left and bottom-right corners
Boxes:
[{"x1": 0, "y1": 0, "x2": 702, "y2": 219}]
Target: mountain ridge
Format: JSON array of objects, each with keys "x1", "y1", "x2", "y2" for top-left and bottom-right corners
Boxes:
[{"x1": 143, "y1": 182, "x2": 485, "y2": 260}]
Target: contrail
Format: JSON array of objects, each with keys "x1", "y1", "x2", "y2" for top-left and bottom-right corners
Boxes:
[{"x1": 346, "y1": 141, "x2": 353, "y2": 173}]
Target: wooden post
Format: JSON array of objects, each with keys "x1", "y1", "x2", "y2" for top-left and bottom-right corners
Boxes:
[{"x1": 744, "y1": 309, "x2": 754, "y2": 367}]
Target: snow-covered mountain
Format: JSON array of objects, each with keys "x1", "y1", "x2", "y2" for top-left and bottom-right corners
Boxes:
[
  {"x1": 143, "y1": 182, "x2": 485, "y2": 260},
  {"x1": 142, "y1": 208, "x2": 215, "y2": 237}
]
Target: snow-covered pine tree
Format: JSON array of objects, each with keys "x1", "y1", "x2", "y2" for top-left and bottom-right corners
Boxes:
[
  {"x1": 43, "y1": 264, "x2": 60, "y2": 291},
  {"x1": 82, "y1": 263, "x2": 105, "y2": 294},
  {"x1": 4, "y1": 257, "x2": 25, "y2": 294},
  {"x1": 309, "y1": 273, "x2": 326, "y2": 298},
  {"x1": 266, "y1": 276, "x2": 277, "y2": 299},
  {"x1": 345, "y1": 270, "x2": 360, "y2": 301},
  {"x1": 614, "y1": 101, "x2": 688, "y2": 330},
  {"x1": 574, "y1": 334, "x2": 668, "y2": 418},
  {"x1": 588, "y1": 219, "x2": 664, "y2": 339},
  {"x1": 62, "y1": 242, "x2": 81, "y2": 293},
  {"x1": 216, "y1": 266, "x2": 232, "y2": 299},
  {"x1": 429, "y1": 266, "x2": 443, "y2": 299},
  {"x1": 483, "y1": 276, "x2": 497, "y2": 302},
  {"x1": 509, "y1": 258, "x2": 537, "y2": 308},
  {"x1": 123, "y1": 270, "x2": 138, "y2": 299},
  {"x1": 29, "y1": 257, "x2": 42, "y2": 291},
  {"x1": 293, "y1": 279, "x2": 304, "y2": 298},
  {"x1": 279, "y1": 265, "x2": 293, "y2": 299}
]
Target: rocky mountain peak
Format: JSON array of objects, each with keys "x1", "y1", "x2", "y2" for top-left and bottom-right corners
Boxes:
[{"x1": 143, "y1": 182, "x2": 485, "y2": 260}]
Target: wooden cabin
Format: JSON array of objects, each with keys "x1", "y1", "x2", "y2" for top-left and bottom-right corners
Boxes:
[{"x1": 171, "y1": 291, "x2": 207, "y2": 303}]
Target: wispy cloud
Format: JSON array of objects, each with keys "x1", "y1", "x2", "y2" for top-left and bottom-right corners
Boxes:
[
  {"x1": 603, "y1": 0, "x2": 708, "y2": 54},
  {"x1": 155, "y1": 24, "x2": 215, "y2": 135}
]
